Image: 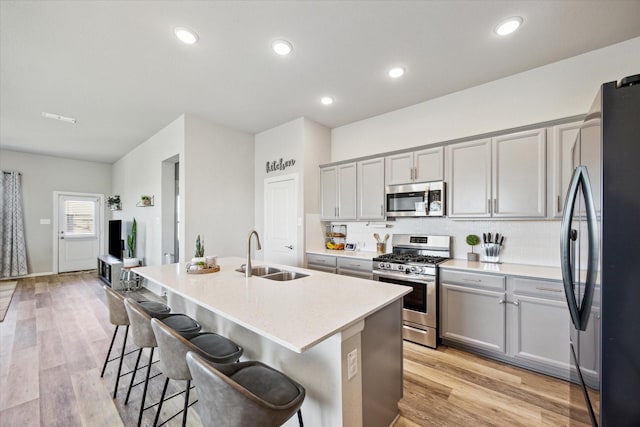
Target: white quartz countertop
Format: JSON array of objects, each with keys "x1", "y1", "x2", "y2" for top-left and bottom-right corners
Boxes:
[
  {"x1": 134, "y1": 257, "x2": 410, "y2": 353},
  {"x1": 306, "y1": 249, "x2": 380, "y2": 261},
  {"x1": 441, "y1": 259, "x2": 563, "y2": 281}
]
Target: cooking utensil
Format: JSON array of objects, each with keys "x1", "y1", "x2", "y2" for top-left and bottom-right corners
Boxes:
[
  {"x1": 483, "y1": 233, "x2": 487, "y2": 244},
  {"x1": 374, "y1": 233, "x2": 381, "y2": 243},
  {"x1": 499, "y1": 236, "x2": 504, "y2": 246},
  {"x1": 495, "y1": 233, "x2": 500, "y2": 244},
  {"x1": 383, "y1": 234, "x2": 389, "y2": 243},
  {"x1": 487, "y1": 233, "x2": 492, "y2": 243}
]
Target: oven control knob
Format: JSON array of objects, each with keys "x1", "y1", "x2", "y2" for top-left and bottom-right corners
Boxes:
[
  {"x1": 410, "y1": 266, "x2": 422, "y2": 274},
  {"x1": 377, "y1": 262, "x2": 385, "y2": 269},
  {"x1": 398, "y1": 265, "x2": 404, "y2": 271},
  {"x1": 385, "y1": 263, "x2": 391, "y2": 269}
]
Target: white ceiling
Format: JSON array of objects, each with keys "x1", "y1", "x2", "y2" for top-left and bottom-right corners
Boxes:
[{"x1": 2, "y1": 1, "x2": 640, "y2": 164}]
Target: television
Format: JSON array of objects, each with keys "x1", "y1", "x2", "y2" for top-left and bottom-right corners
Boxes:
[{"x1": 108, "y1": 220, "x2": 123, "y2": 259}]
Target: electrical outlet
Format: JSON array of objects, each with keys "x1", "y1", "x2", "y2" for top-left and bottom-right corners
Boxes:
[{"x1": 347, "y1": 349, "x2": 358, "y2": 380}]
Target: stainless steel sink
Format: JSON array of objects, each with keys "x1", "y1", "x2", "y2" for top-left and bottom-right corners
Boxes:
[
  {"x1": 235, "y1": 266, "x2": 281, "y2": 276},
  {"x1": 262, "y1": 271, "x2": 309, "y2": 281}
]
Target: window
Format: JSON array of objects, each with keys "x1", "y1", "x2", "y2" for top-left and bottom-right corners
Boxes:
[{"x1": 63, "y1": 199, "x2": 96, "y2": 237}]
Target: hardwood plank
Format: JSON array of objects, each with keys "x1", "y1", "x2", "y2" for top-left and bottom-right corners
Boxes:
[
  {"x1": 39, "y1": 364, "x2": 83, "y2": 427},
  {"x1": 70, "y1": 368, "x2": 124, "y2": 427},
  {"x1": 1, "y1": 345, "x2": 39, "y2": 410},
  {"x1": 0, "y1": 397, "x2": 40, "y2": 427}
]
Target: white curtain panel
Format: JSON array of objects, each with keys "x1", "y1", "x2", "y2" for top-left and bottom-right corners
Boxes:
[{"x1": 0, "y1": 171, "x2": 28, "y2": 277}]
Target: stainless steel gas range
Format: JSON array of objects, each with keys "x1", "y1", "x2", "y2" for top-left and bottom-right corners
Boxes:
[{"x1": 372, "y1": 234, "x2": 451, "y2": 348}]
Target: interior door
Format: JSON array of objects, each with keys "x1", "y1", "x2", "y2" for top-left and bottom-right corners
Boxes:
[
  {"x1": 264, "y1": 174, "x2": 298, "y2": 266},
  {"x1": 58, "y1": 194, "x2": 101, "y2": 272}
]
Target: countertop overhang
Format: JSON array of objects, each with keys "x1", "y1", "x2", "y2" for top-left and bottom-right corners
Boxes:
[{"x1": 134, "y1": 257, "x2": 410, "y2": 353}]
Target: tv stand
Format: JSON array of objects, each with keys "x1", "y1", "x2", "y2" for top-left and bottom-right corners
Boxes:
[{"x1": 98, "y1": 254, "x2": 123, "y2": 289}]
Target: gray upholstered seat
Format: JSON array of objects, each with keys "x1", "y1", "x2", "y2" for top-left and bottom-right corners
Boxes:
[
  {"x1": 150, "y1": 317, "x2": 243, "y2": 427},
  {"x1": 101, "y1": 285, "x2": 171, "y2": 398},
  {"x1": 186, "y1": 351, "x2": 305, "y2": 427},
  {"x1": 123, "y1": 298, "x2": 202, "y2": 427}
]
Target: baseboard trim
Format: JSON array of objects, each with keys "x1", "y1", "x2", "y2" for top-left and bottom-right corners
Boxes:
[{"x1": 1, "y1": 271, "x2": 55, "y2": 280}]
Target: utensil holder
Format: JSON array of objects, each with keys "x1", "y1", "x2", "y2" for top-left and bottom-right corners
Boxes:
[
  {"x1": 376, "y1": 243, "x2": 386, "y2": 254},
  {"x1": 482, "y1": 243, "x2": 501, "y2": 264}
]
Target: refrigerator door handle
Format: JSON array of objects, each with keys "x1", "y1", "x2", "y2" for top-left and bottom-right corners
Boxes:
[{"x1": 560, "y1": 166, "x2": 599, "y2": 331}]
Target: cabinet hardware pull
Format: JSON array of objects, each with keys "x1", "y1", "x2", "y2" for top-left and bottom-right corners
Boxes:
[
  {"x1": 403, "y1": 325, "x2": 428, "y2": 334},
  {"x1": 413, "y1": 167, "x2": 418, "y2": 181},
  {"x1": 380, "y1": 204, "x2": 384, "y2": 216},
  {"x1": 410, "y1": 168, "x2": 414, "y2": 181},
  {"x1": 463, "y1": 278, "x2": 482, "y2": 283},
  {"x1": 511, "y1": 300, "x2": 520, "y2": 306},
  {"x1": 488, "y1": 199, "x2": 492, "y2": 214},
  {"x1": 536, "y1": 287, "x2": 562, "y2": 292},
  {"x1": 498, "y1": 299, "x2": 506, "y2": 304},
  {"x1": 284, "y1": 245, "x2": 293, "y2": 250},
  {"x1": 494, "y1": 198, "x2": 498, "y2": 213},
  {"x1": 557, "y1": 195, "x2": 561, "y2": 213}
]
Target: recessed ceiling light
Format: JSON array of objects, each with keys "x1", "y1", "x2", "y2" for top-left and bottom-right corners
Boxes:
[
  {"x1": 42, "y1": 112, "x2": 76, "y2": 124},
  {"x1": 320, "y1": 96, "x2": 334, "y2": 105},
  {"x1": 272, "y1": 39, "x2": 293, "y2": 56},
  {"x1": 388, "y1": 67, "x2": 405, "y2": 79},
  {"x1": 174, "y1": 27, "x2": 199, "y2": 44},
  {"x1": 495, "y1": 17, "x2": 523, "y2": 36}
]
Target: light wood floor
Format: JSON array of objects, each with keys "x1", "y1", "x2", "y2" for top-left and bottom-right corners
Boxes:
[{"x1": 0, "y1": 272, "x2": 590, "y2": 427}]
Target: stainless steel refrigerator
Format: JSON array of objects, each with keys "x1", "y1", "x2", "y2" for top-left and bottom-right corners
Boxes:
[{"x1": 561, "y1": 74, "x2": 640, "y2": 426}]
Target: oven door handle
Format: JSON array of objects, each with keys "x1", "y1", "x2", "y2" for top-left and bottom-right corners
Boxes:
[
  {"x1": 374, "y1": 271, "x2": 435, "y2": 284},
  {"x1": 403, "y1": 325, "x2": 428, "y2": 334}
]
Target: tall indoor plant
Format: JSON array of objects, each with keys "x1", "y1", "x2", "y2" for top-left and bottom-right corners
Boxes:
[{"x1": 123, "y1": 218, "x2": 139, "y2": 267}]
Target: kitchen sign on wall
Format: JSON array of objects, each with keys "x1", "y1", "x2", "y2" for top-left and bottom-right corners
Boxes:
[{"x1": 266, "y1": 158, "x2": 296, "y2": 173}]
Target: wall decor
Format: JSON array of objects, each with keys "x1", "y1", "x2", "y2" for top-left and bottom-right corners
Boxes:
[{"x1": 266, "y1": 158, "x2": 296, "y2": 173}]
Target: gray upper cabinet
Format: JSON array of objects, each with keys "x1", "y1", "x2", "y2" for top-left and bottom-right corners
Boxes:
[
  {"x1": 320, "y1": 163, "x2": 357, "y2": 220},
  {"x1": 492, "y1": 128, "x2": 547, "y2": 218},
  {"x1": 385, "y1": 147, "x2": 444, "y2": 185},
  {"x1": 357, "y1": 157, "x2": 385, "y2": 220},
  {"x1": 446, "y1": 139, "x2": 492, "y2": 217},
  {"x1": 548, "y1": 121, "x2": 581, "y2": 218},
  {"x1": 447, "y1": 128, "x2": 547, "y2": 218}
]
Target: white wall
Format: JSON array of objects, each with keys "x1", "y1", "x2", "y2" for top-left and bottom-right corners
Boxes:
[
  {"x1": 323, "y1": 37, "x2": 640, "y2": 267},
  {"x1": 112, "y1": 115, "x2": 186, "y2": 267},
  {"x1": 332, "y1": 37, "x2": 640, "y2": 161},
  {"x1": 183, "y1": 114, "x2": 254, "y2": 260},
  {"x1": 255, "y1": 118, "x2": 331, "y2": 266},
  {"x1": 0, "y1": 149, "x2": 112, "y2": 274}
]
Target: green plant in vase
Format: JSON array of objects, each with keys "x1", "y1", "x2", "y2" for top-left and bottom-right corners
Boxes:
[
  {"x1": 124, "y1": 218, "x2": 139, "y2": 267},
  {"x1": 190, "y1": 235, "x2": 206, "y2": 269},
  {"x1": 466, "y1": 234, "x2": 480, "y2": 262}
]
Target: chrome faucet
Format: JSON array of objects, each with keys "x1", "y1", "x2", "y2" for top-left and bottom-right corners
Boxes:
[{"x1": 246, "y1": 230, "x2": 262, "y2": 278}]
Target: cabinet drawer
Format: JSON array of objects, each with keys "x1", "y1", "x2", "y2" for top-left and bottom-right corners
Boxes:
[
  {"x1": 307, "y1": 253, "x2": 337, "y2": 267},
  {"x1": 440, "y1": 269, "x2": 505, "y2": 291},
  {"x1": 511, "y1": 277, "x2": 565, "y2": 301},
  {"x1": 337, "y1": 257, "x2": 372, "y2": 272}
]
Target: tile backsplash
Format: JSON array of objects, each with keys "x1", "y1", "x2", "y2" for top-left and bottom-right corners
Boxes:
[{"x1": 307, "y1": 216, "x2": 562, "y2": 267}]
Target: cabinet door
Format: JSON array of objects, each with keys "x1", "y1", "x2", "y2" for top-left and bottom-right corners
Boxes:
[
  {"x1": 357, "y1": 157, "x2": 385, "y2": 220},
  {"x1": 320, "y1": 166, "x2": 338, "y2": 220},
  {"x1": 492, "y1": 128, "x2": 546, "y2": 218},
  {"x1": 414, "y1": 147, "x2": 444, "y2": 182},
  {"x1": 440, "y1": 283, "x2": 506, "y2": 353},
  {"x1": 548, "y1": 121, "x2": 581, "y2": 218},
  {"x1": 510, "y1": 294, "x2": 571, "y2": 372},
  {"x1": 446, "y1": 139, "x2": 492, "y2": 217},
  {"x1": 385, "y1": 152, "x2": 414, "y2": 185},
  {"x1": 576, "y1": 121, "x2": 602, "y2": 215},
  {"x1": 337, "y1": 163, "x2": 357, "y2": 220}
]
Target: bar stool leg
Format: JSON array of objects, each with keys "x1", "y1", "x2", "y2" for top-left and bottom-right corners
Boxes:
[
  {"x1": 113, "y1": 325, "x2": 129, "y2": 398},
  {"x1": 100, "y1": 325, "x2": 119, "y2": 378},
  {"x1": 298, "y1": 409, "x2": 304, "y2": 426},
  {"x1": 153, "y1": 377, "x2": 170, "y2": 427},
  {"x1": 137, "y1": 347, "x2": 155, "y2": 427},
  {"x1": 125, "y1": 348, "x2": 143, "y2": 405},
  {"x1": 181, "y1": 380, "x2": 191, "y2": 427}
]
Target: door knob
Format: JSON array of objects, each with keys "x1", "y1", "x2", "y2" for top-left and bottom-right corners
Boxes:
[{"x1": 284, "y1": 245, "x2": 293, "y2": 250}]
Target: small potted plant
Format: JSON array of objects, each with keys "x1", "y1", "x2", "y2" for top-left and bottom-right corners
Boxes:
[
  {"x1": 123, "y1": 218, "x2": 139, "y2": 267},
  {"x1": 141, "y1": 195, "x2": 152, "y2": 206},
  {"x1": 190, "y1": 235, "x2": 206, "y2": 269},
  {"x1": 107, "y1": 195, "x2": 121, "y2": 211},
  {"x1": 466, "y1": 234, "x2": 480, "y2": 262}
]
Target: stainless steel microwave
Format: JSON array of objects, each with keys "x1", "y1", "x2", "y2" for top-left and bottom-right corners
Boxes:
[{"x1": 385, "y1": 181, "x2": 445, "y2": 217}]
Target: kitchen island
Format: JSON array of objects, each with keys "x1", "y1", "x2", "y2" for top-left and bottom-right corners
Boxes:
[{"x1": 134, "y1": 257, "x2": 411, "y2": 427}]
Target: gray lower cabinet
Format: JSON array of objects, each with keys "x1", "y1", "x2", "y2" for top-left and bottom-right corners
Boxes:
[
  {"x1": 440, "y1": 272, "x2": 507, "y2": 354},
  {"x1": 440, "y1": 268, "x2": 578, "y2": 380},
  {"x1": 337, "y1": 257, "x2": 373, "y2": 280},
  {"x1": 307, "y1": 253, "x2": 337, "y2": 274}
]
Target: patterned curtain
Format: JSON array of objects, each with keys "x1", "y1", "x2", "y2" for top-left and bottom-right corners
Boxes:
[{"x1": 0, "y1": 171, "x2": 28, "y2": 277}]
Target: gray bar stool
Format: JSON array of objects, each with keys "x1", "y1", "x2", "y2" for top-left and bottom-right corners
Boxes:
[
  {"x1": 150, "y1": 318, "x2": 243, "y2": 427},
  {"x1": 186, "y1": 351, "x2": 306, "y2": 427},
  {"x1": 124, "y1": 298, "x2": 202, "y2": 427},
  {"x1": 102, "y1": 285, "x2": 171, "y2": 398}
]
